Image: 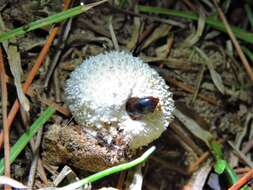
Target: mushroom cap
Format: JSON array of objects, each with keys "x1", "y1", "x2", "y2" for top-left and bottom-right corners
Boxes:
[{"x1": 65, "y1": 51, "x2": 174, "y2": 149}]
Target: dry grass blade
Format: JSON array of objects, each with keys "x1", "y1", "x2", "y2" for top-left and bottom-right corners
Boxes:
[
  {"x1": 212, "y1": 0, "x2": 253, "y2": 82},
  {"x1": 0, "y1": 47, "x2": 11, "y2": 188},
  {"x1": 0, "y1": 0, "x2": 108, "y2": 42},
  {"x1": 195, "y1": 47, "x2": 225, "y2": 94},
  {"x1": 0, "y1": 0, "x2": 75, "y2": 149},
  {"x1": 108, "y1": 16, "x2": 119, "y2": 51},
  {"x1": 38, "y1": 97, "x2": 71, "y2": 117},
  {"x1": 157, "y1": 68, "x2": 219, "y2": 106},
  {"x1": 229, "y1": 114, "x2": 251, "y2": 168},
  {"x1": 125, "y1": 165, "x2": 143, "y2": 189},
  {"x1": 44, "y1": 16, "x2": 73, "y2": 88},
  {"x1": 227, "y1": 141, "x2": 253, "y2": 168},
  {"x1": 141, "y1": 24, "x2": 171, "y2": 50},
  {"x1": 0, "y1": 107, "x2": 55, "y2": 176},
  {"x1": 126, "y1": 6, "x2": 142, "y2": 51},
  {"x1": 0, "y1": 27, "x2": 59, "y2": 150},
  {"x1": 171, "y1": 122, "x2": 203, "y2": 156},
  {"x1": 192, "y1": 64, "x2": 206, "y2": 103},
  {"x1": 7, "y1": 45, "x2": 30, "y2": 112},
  {"x1": 27, "y1": 128, "x2": 43, "y2": 188},
  {"x1": 188, "y1": 151, "x2": 210, "y2": 173},
  {"x1": 179, "y1": 11, "x2": 205, "y2": 49},
  {"x1": 228, "y1": 169, "x2": 253, "y2": 190},
  {"x1": 138, "y1": 5, "x2": 253, "y2": 44},
  {"x1": 0, "y1": 176, "x2": 27, "y2": 189},
  {"x1": 117, "y1": 171, "x2": 127, "y2": 190},
  {"x1": 53, "y1": 166, "x2": 79, "y2": 187},
  {"x1": 174, "y1": 109, "x2": 213, "y2": 148},
  {"x1": 183, "y1": 160, "x2": 212, "y2": 190}
]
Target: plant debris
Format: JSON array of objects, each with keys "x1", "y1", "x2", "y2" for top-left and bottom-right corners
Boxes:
[{"x1": 0, "y1": 0, "x2": 253, "y2": 189}]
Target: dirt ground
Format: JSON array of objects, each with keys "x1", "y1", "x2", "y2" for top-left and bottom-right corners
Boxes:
[{"x1": 0, "y1": 0, "x2": 253, "y2": 189}]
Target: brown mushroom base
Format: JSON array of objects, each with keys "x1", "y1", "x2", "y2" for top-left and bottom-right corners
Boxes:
[{"x1": 42, "y1": 124, "x2": 132, "y2": 172}]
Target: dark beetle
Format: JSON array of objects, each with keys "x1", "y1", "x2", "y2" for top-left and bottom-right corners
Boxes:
[{"x1": 126, "y1": 96, "x2": 159, "y2": 120}]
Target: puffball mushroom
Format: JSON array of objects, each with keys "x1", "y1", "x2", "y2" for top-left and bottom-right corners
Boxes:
[
  {"x1": 42, "y1": 51, "x2": 174, "y2": 172},
  {"x1": 64, "y1": 51, "x2": 174, "y2": 149}
]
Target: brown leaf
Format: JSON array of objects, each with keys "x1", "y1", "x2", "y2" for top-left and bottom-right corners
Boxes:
[
  {"x1": 174, "y1": 108, "x2": 213, "y2": 148},
  {"x1": 8, "y1": 45, "x2": 30, "y2": 112}
]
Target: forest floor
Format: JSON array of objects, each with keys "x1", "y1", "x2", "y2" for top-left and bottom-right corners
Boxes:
[{"x1": 0, "y1": 0, "x2": 253, "y2": 189}]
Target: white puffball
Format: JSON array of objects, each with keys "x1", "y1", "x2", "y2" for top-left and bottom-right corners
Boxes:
[{"x1": 65, "y1": 51, "x2": 174, "y2": 149}]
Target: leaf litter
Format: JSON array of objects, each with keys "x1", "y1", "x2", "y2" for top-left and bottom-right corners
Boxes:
[{"x1": 0, "y1": 0, "x2": 253, "y2": 189}]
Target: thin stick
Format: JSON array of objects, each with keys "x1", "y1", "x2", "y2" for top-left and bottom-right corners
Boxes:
[
  {"x1": 188, "y1": 151, "x2": 210, "y2": 174},
  {"x1": 0, "y1": 47, "x2": 11, "y2": 190},
  {"x1": 44, "y1": 15, "x2": 73, "y2": 88},
  {"x1": 0, "y1": 0, "x2": 106, "y2": 148},
  {"x1": 108, "y1": 16, "x2": 119, "y2": 51},
  {"x1": 27, "y1": 128, "x2": 43, "y2": 188},
  {"x1": 117, "y1": 171, "x2": 127, "y2": 189},
  {"x1": 2, "y1": 0, "x2": 73, "y2": 181},
  {"x1": 4, "y1": 77, "x2": 70, "y2": 117},
  {"x1": 241, "y1": 138, "x2": 253, "y2": 154},
  {"x1": 171, "y1": 123, "x2": 203, "y2": 156},
  {"x1": 212, "y1": 0, "x2": 253, "y2": 82},
  {"x1": 228, "y1": 169, "x2": 253, "y2": 190},
  {"x1": 0, "y1": 1, "x2": 108, "y2": 42},
  {"x1": 0, "y1": 1, "x2": 72, "y2": 185},
  {"x1": 164, "y1": 75, "x2": 219, "y2": 106},
  {"x1": 0, "y1": 26, "x2": 59, "y2": 149}
]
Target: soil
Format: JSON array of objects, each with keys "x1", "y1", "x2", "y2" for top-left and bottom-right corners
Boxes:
[{"x1": 0, "y1": 0, "x2": 253, "y2": 189}]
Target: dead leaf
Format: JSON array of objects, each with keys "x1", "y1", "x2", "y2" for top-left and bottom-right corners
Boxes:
[
  {"x1": 209, "y1": 68, "x2": 225, "y2": 94},
  {"x1": 127, "y1": 6, "x2": 142, "y2": 51},
  {"x1": 179, "y1": 12, "x2": 205, "y2": 49},
  {"x1": 7, "y1": 45, "x2": 30, "y2": 112},
  {"x1": 195, "y1": 47, "x2": 225, "y2": 94},
  {"x1": 141, "y1": 24, "x2": 171, "y2": 50},
  {"x1": 174, "y1": 108, "x2": 213, "y2": 148}
]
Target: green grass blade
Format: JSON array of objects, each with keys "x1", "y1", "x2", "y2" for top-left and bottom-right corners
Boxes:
[
  {"x1": 211, "y1": 141, "x2": 240, "y2": 186},
  {"x1": 58, "y1": 146, "x2": 156, "y2": 190},
  {"x1": 0, "y1": 107, "x2": 55, "y2": 175},
  {"x1": 245, "y1": 4, "x2": 253, "y2": 28},
  {"x1": 138, "y1": 5, "x2": 253, "y2": 44},
  {"x1": 242, "y1": 46, "x2": 253, "y2": 63},
  {"x1": 0, "y1": 0, "x2": 107, "y2": 42}
]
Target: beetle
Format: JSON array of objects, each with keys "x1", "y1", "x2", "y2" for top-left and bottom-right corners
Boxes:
[{"x1": 126, "y1": 96, "x2": 159, "y2": 120}]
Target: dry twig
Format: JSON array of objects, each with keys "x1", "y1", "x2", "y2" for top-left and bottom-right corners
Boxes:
[
  {"x1": 0, "y1": 0, "x2": 73, "y2": 149},
  {"x1": 187, "y1": 151, "x2": 210, "y2": 174},
  {"x1": 212, "y1": 0, "x2": 253, "y2": 82},
  {"x1": 0, "y1": 46, "x2": 11, "y2": 190},
  {"x1": 163, "y1": 75, "x2": 219, "y2": 106},
  {"x1": 228, "y1": 169, "x2": 253, "y2": 190},
  {"x1": 27, "y1": 128, "x2": 43, "y2": 188}
]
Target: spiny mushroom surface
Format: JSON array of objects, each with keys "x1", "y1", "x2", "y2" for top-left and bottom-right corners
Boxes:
[{"x1": 64, "y1": 51, "x2": 174, "y2": 149}]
